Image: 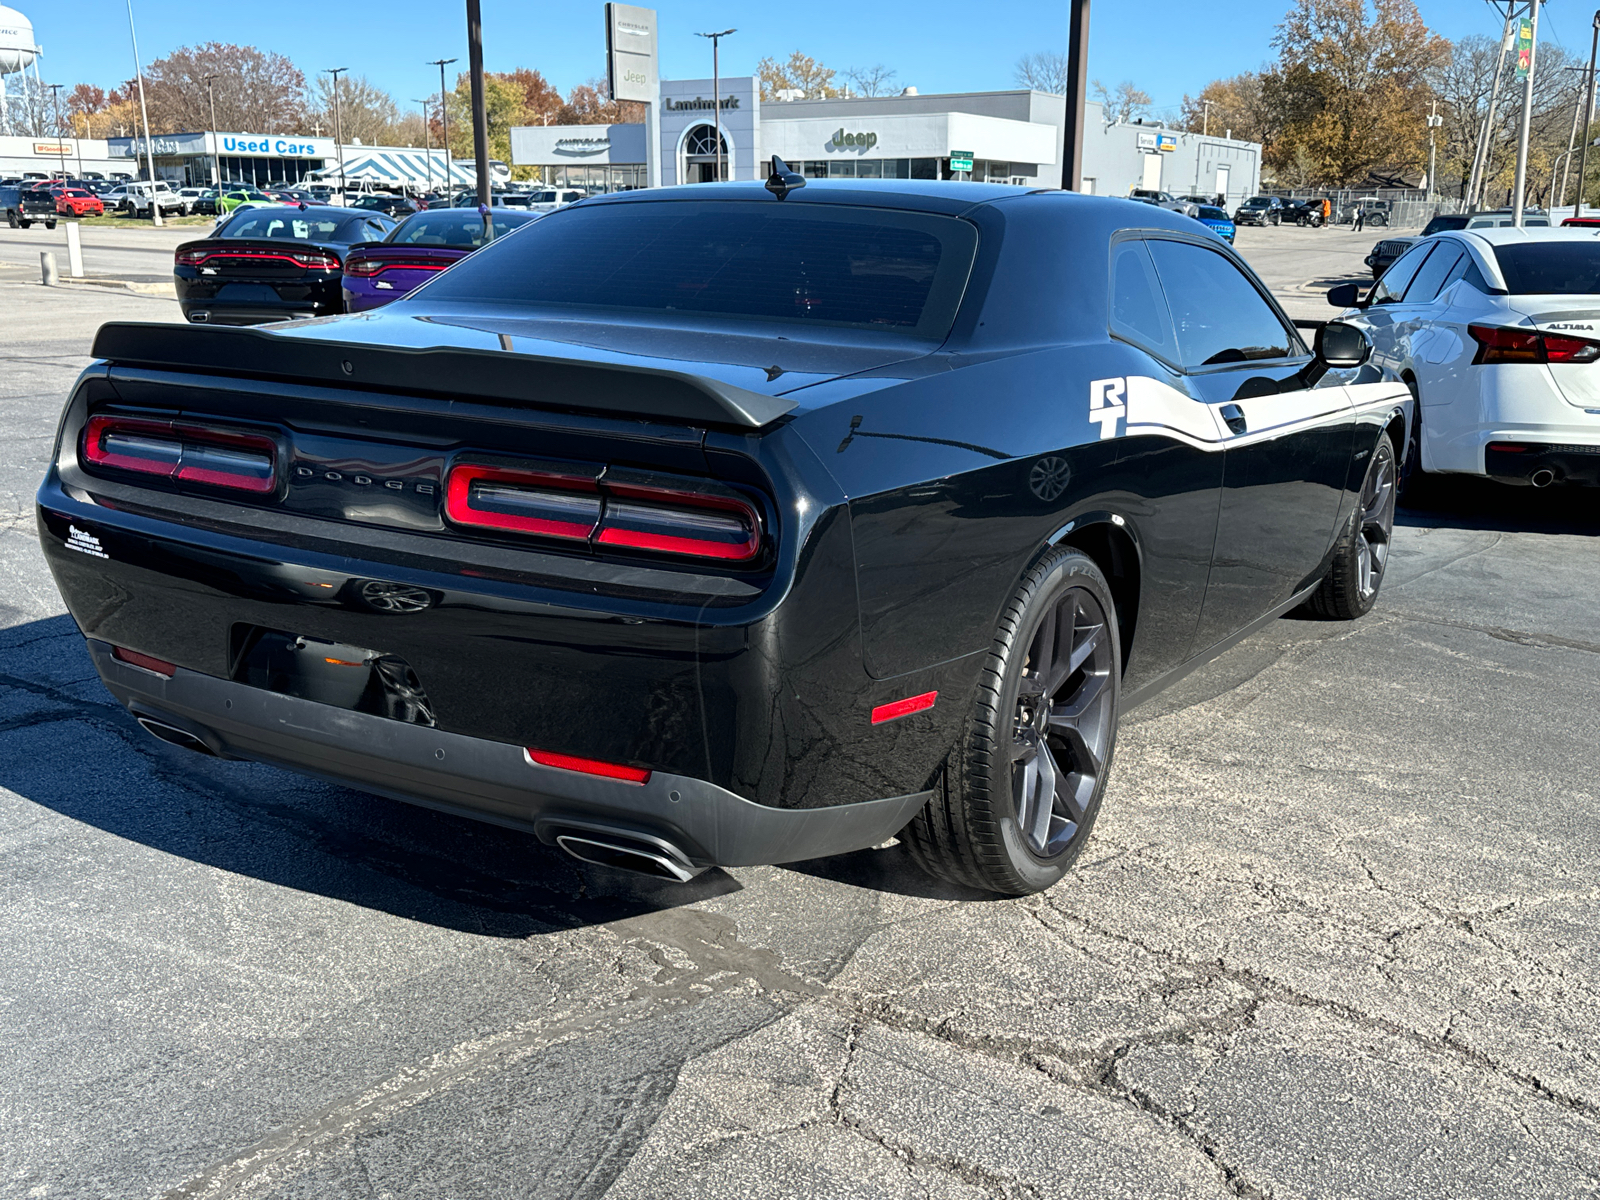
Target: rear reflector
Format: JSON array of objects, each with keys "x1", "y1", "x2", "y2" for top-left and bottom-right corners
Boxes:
[
  {"x1": 83, "y1": 415, "x2": 277, "y2": 494},
  {"x1": 1486, "y1": 442, "x2": 1531, "y2": 453},
  {"x1": 112, "y1": 646, "x2": 177, "y2": 676},
  {"x1": 1470, "y1": 324, "x2": 1600, "y2": 365},
  {"x1": 444, "y1": 461, "x2": 762, "y2": 563},
  {"x1": 524, "y1": 747, "x2": 651, "y2": 784},
  {"x1": 871, "y1": 690, "x2": 938, "y2": 725}
]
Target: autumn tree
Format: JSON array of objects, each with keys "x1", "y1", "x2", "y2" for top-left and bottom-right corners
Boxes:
[
  {"x1": 557, "y1": 75, "x2": 645, "y2": 124},
  {"x1": 141, "y1": 43, "x2": 306, "y2": 134},
  {"x1": 756, "y1": 52, "x2": 843, "y2": 101}
]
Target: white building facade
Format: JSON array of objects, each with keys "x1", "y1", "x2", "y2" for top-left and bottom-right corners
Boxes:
[{"x1": 512, "y1": 81, "x2": 1262, "y2": 206}]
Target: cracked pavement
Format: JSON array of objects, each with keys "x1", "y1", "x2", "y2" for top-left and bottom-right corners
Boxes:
[{"x1": 3, "y1": 230, "x2": 1600, "y2": 1200}]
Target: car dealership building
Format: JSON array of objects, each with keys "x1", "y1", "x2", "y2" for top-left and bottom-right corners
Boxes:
[{"x1": 511, "y1": 78, "x2": 1262, "y2": 203}]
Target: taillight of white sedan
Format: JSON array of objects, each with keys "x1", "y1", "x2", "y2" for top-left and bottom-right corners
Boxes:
[{"x1": 1328, "y1": 226, "x2": 1600, "y2": 489}]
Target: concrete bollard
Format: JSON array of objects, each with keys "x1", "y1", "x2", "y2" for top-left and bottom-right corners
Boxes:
[
  {"x1": 64, "y1": 222, "x2": 84, "y2": 277},
  {"x1": 40, "y1": 251, "x2": 58, "y2": 287}
]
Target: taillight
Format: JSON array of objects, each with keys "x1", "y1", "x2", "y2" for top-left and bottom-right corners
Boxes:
[
  {"x1": 443, "y1": 460, "x2": 763, "y2": 563},
  {"x1": 175, "y1": 247, "x2": 206, "y2": 266},
  {"x1": 344, "y1": 257, "x2": 448, "y2": 277},
  {"x1": 1470, "y1": 324, "x2": 1600, "y2": 365},
  {"x1": 292, "y1": 249, "x2": 340, "y2": 269},
  {"x1": 82, "y1": 415, "x2": 277, "y2": 494},
  {"x1": 172, "y1": 248, "x2": 340, "y2": 270}
]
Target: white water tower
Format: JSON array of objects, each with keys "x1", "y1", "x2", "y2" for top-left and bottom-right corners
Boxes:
[{"x1": 0, "y1": 6, "x2": 43, "y2": 137}]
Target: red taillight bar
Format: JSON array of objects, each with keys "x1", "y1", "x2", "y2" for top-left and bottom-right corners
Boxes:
[
  {"x1": 344, "y1": 258, "x2": 451, "y2": 278},
  {"x1": 82, "y1": 415, "x2": 277, "y2": 494},
  {"x1": 1470, "y1": 324, "x2": 1600, "y2": 365},
  {"x1": 444, "y1": 460, "x2": 763, "y2": 563},
  {"x1": 524, "y1": 747, "x2": 651, "y2": 784},
  {"x1": 175, "y1": 248, "x2": 341, "y2": 270}
]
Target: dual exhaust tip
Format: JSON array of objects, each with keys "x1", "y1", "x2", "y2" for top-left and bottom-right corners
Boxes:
[{"x1": 131, "y1": 712, "x2": 706, "y2": 883}]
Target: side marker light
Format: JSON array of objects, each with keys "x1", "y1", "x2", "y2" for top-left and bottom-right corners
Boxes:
[{"x1": 871, "y1": 691, "x2": 938, "y2": 725}]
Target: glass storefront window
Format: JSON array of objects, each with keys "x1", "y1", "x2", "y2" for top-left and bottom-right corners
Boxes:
[
  {"x1": 911, "y1": 158, "x2": 938, "y2": 180},
  {"x1": 856, "y1": 160, "x2": 882, "y2": 178},
  {"x1": 886, "y1": 159, "x2": 911, "y2": 179},
  {"x1": 830, "y1": 160, "x2": 857, "y2": 177},
  {"x1": 801, "y1": 161, "x2": 829, "y2": 178}
]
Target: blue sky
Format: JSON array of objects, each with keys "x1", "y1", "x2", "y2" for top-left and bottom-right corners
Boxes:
[{"x1": 33, "y1": 1, "x2": 1539, "y2": 121}]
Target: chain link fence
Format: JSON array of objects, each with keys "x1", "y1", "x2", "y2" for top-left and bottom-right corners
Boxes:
[{"x1": 1262, "y1": 188, "x2": 1465, "y2": 231}]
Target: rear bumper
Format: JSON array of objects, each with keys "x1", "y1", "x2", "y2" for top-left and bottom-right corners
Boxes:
[{"x1": 89, "y1": 639, "x2": 930, "y2": 868}]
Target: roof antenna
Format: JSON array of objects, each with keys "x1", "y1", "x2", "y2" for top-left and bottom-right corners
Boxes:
[{"x1": 765, "y1": 156, "x2": 806, "y2": 200}]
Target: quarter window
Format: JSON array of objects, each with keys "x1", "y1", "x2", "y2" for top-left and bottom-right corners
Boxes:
[
  {"x1": 1403, "y1": 245, "x2": 1464, "y2": 304},
  {"x1": 1145, "y1": 238, "x2": 1297, "y2": 368},
  {"x1": 1108, "y1": 240, "x2": 1174, "y2": 360}
]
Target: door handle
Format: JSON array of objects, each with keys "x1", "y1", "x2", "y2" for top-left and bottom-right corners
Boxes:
[{"x1": 1219, "y1": 403, "x2": 1248, "y2": 435}]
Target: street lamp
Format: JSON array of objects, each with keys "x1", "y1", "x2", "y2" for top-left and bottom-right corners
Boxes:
[
  {"x1": 203, "y1": 73, "x2": 221, "y2": 187},
  {"x1": 696, "y1": 29, "x2": 735, "y2": 181},
  {"x1": 325, "y1": 67, "x2": 348, "y2": 201},
  {"x1": 124, "y1": 0, "x2": 161, "y2": 224},
  {"x1": 429, "y1": 58, "x2": 458, "y2": 195},
  {"x1": 1425, "y1": 104, "x2": 1443, "y2": 202}
]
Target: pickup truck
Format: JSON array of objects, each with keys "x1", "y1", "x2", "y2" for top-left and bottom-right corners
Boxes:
[{"x1": 0, "y1": 184, "x2": 58, "y2": 229}]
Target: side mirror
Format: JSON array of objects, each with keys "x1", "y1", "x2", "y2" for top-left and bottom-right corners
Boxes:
[
  {"x1": 1326, "y1": 282, "x2": 1362, "y2": 309},
  {"x1": 1315, "y1": 321, "x2": 1371, "y2": 369}
]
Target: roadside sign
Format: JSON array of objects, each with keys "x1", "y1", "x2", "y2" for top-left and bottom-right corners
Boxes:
[
  {"x1": 949, "y1": 154, "x2": 974, "y2": 173},
  {"x1": 606, "y1": 4, "x2": 658, "y2": 104},
  {"x1": 1515, "y1": 18, "x2": 1533, "y2": 79},
  {"x1": 1137, "y1": 132, "x2": 1157, "y2": 151}
]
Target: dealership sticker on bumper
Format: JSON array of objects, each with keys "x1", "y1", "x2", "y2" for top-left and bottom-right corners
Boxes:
[{"x1": 64, "y1": 525, "x2": 108, "y2": 559}]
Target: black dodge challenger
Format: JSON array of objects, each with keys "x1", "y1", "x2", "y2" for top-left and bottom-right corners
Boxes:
[{"x1": 38, "y1": 169, "x2": 1410, "y2": 895}]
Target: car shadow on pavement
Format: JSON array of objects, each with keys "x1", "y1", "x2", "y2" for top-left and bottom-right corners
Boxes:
[
  {"x1": 777, "y1": 841, "x2": 1002, "y2": 902},
  {"x1": 0, "y1": 615, "x2": 740, "y2": 939},
  {"x1": 1397, "y1": 476, "x2": 1600, "y2": 536}
]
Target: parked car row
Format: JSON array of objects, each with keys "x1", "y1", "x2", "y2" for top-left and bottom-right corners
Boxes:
[{"x1": 173, "y1": 202, "x2": 543, "y2": 325}]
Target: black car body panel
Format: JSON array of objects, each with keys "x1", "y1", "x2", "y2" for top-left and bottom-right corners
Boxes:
[{"x1": 41, "y1": 181, "x2": 1409, "y2": 868}]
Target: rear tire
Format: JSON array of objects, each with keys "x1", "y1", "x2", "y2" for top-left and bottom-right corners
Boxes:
[
  {"x1": 903, "y1": 548, "x2": 1120, "y2": 896},
  {"x1": 1304, "y1": 435, "x2": 1397, "y2": 620}
]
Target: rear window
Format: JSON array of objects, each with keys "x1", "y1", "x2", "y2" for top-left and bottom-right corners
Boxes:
[
  {"x1": 390, "y1": 211, "x2": 536, "y2": 247},
  {"x1": 1493, "y1": 243, "x2": 1600, "y2": 295},
  {"x1": 1198, "y1": 206, "x2": 1229, "y2": 220},
  {"x1": 421, "y1": 199, "x2": 979, "y2": 338},
  {"x1": 222, "y1": 211, "x2": 347, "y2": 241}
]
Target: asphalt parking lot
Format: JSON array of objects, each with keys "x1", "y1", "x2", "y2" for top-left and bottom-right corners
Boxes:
[{"x1": 3, "y1": 219, "x2": 1600, "y2": 1200}]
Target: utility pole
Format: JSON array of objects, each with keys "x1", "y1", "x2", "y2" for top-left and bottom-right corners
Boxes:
[
  {"x1": 1511, "y1": 0, "x2": 1539, "y2": 227},
  {"x1": 1201, "y1": 98, "x2": 1212, "y2": 138},
  {"x1": 1468, "y1": 2, "x2": 1518, "y2": 210},
  {"x1": 203, "y1": 74, "x2": 221, "y2": 187},
  {"x1": 1426, "y1": 102, "x2": 1442, "y2": 201},
  {"x1": 1558, "y1": 66, "x2": 1589, "y2": 208},
  {"x1": 1578, "y1": 10, "x2": 1600, "y2": 216},
  {"x1": 125, "y1": 0, "x2": 161, "y2": 225},
  {"x1": 326, "y1": 67, "x2": 348, "y2": 202},
  {"x1": 429, "y1": 58, "x2": 458, "y2": 196},
  {"x1": 465, "y1": 0, "x2": 491, "y2": 211},
  {"x1": 44, "y1": 83, "x2": 65, "y2": 178},
  {"x1": 414, "y1": 99, "x2": 434, "y2": 193},
  {"x1": 1061, "y1": 0, "x2": 1090, "y2": 190},
  {"x1": 697, "y1": 29, "x2": 736, "y2": 182}
]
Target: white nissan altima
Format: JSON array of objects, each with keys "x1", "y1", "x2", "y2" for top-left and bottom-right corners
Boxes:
[{"x1": 1327, "y1": 227, "x2": 1600, "y2": 490}]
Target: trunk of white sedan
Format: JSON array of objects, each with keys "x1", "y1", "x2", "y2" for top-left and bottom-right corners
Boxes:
[{"x1": 1517, "y1": 301, "x2": 1600, "y2": 409}]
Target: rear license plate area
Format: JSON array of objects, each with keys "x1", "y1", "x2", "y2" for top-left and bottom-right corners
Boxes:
[{"x1": 230, "y1": 625, "x2": 435, "y2": 726}]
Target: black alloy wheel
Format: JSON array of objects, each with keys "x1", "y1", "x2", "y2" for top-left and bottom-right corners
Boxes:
[
  {"x1": 903, "y1": 548, "x2": 1120, "y2": 895},
  {"x1": 1304, "y1": 434, "x2": 1397, "y2": 620}
]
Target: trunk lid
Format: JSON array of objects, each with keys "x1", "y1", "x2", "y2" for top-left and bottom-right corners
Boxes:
[{"x1": 1518, "y1": 299, "x2": 1600, "y2": 409}]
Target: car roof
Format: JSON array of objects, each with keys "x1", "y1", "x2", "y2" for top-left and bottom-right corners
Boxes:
[
  {"x1": 581, "y1": 178, "x2": 1043, "y2": 217},
  {"x1": 1460, "y1": 226, "x2": 1600, "y2": 246}
]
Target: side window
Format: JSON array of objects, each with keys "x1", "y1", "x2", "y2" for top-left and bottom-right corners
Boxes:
[
  {"x1": 1458, "y1": 257, "x2": 1492, "y2": 294},
  {"x1": 1369, "y1": 243, "x2": 1434, "y2": 305},
  {"x1": 1108, "y1": 240, "x2": 1175, "y2": 360},
  {"x1": 1403, "y1": 245, "x2": 1464, "y2": 304},
  {"x1": 1145, "y1": 238, "x2": 1297, "y2": 368}
]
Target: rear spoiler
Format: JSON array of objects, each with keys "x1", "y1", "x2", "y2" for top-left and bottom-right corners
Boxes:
[{"x1": 90, "y1": 322, "x2": 797, "y2": 430}]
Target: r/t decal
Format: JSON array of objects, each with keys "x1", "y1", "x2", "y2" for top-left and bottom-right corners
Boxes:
[{"x1": 1089, "y1": 377, "x2": 1126, "y2": 439}]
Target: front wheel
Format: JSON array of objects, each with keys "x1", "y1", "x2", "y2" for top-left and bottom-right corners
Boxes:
[
  {"x1": 903, "y1": 548, "x2": 1120, "y2": 896},
  {"x1": 1304, "y1": 435, "x2": 1397, "y2": 620}
]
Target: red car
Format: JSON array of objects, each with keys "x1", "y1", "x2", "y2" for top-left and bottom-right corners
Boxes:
[
  {"x1": 55, "y1": 188, "x2": 105, "y2": 218},
  {"x1": 1562, "y1": 216, "x2": 1600, "y2": 227}
]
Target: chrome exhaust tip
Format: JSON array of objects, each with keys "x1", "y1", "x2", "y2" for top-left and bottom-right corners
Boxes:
[
  {"x1": 553, "y1": 830, "x2": 705, "y2": 882},
  {"x1": 135, "y1": 716, "x2": 216, "y2": 755},
  {"x1": 1530, "y1": 468, "x2": 1556, "y2": 488},
  {"x1": 189, "y1": 311, "x2": 210, "y2": 323}
]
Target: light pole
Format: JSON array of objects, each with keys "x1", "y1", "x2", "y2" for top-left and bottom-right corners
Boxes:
[
  {"x1": 466, "y1": 0, "x2": 491, "y2": 210},
  {"x1": 1511, "y1": 0, "x2": 1539, "y2": 227},
  {"x1": 1062, "y1": 0, "x2": 1090, "y2": 190},
  {"x1": 1577, "y1": 10, "x2": 1600, "y2": 216},
  {"x1": 414, "y1": 98, "x2": 434, "y2": 193},
  {"x1": 203, "y1": 73, "x2": 221, "y2": 187},
  {"x1": 325, "y1": 67, "x2": 348, "y2": 202},
  {"x1": 696, "y1": 29, "x2": 735, "y2": 181},
  {"x1": 429, "y1": 58, "x2": 458, "y2": 195},
  {"x1": 1201, "y1": 98, "x2": 1213, "y2": 138},
  {"x1": 1557, "y1": 66, "x2": 1590, "y2": 209},
  {"x1": 124, "y1": 0, "x2": 161, "y2": 225}
]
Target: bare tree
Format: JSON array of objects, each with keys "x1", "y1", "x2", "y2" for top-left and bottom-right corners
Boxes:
[
  {"x1": 142, "y1": 43, "x2": 307, "y2": 134},
  {"x1": 1015, "y1": 51, "x2": 1069, "y2": 95},
  {"x1": 308, "y1": 73, "x2": 400, "y2": 145},
  {"x1": 1092, "y1": 79, "x2": 1153, "y2": 124},
  {"x1": 843, "y1": 64, "x2": 898, "y2": 97}
]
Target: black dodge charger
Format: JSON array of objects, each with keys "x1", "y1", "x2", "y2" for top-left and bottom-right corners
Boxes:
[
  {"x1": 174, "y1": 204, "x2": 397, "y2": 325},
  {"x1": 39, "y1": 166, "x2": 1410, "y2": 895}
]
